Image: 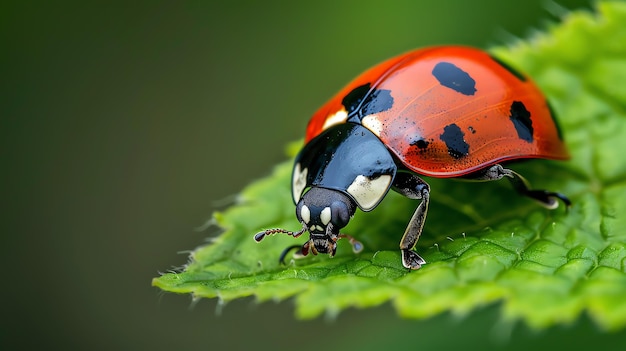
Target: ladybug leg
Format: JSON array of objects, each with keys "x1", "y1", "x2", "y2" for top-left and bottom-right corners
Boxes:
[
  {"x1": 470, "y1": 164, "x2": 571, "y2": 209},
  {"x1": 392, "y1": 172, "x2": 429, "y2": 270}
]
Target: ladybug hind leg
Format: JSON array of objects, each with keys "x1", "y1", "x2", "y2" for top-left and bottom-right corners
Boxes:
[
  {"x1": 469, "y1": 164, "x2": 571, "y2": 209},
  {"x1": 392, "y1": 172, "x2": 430, "y2": 270}
]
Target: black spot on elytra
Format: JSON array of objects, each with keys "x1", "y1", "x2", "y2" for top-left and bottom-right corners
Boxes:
[
  {"x1": 468, "y1": 126, "x2": 476, "y2": 134},
  {"x1": 440, "y1": 123, "x2": 469, "y2": 159},
  {"x1": 547, "y1": 101, "x2": 564, "y2": 140},
  {"x1": 410, "y1": 138, "x2": 430, "y2": 150},
  {"x1": 509, "y1": 101, "x2": 534, "y2": 142},
  {"x1": 342, "y1": 83, "x2": 394, "y2": 121},
  {"x1": 490, "y1": 55, "x2": 526, "y2": 81},
  {"x1": 432, "y1": 62, "x2": 476, "y2": 96}
]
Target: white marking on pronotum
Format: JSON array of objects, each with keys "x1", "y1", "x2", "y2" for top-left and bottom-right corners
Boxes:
[
  {"x1": 322, "y1": 109, "x2": 348, "y2": 131},
  {"x1": 300, "y1": 205, "x2": 311, "y2": 224},
  {"x1": 361, "y1": 115, "x2": 383, "y2": 137},
  {"x1": 292, "y1": 163, "x2": 308, "y2": 203},
  {"x1": 320, "y1": 207, "x2": 331, "y2": 226},
  {"x1": 346, "y1": 174, "x2": 392, "y2": 211}
]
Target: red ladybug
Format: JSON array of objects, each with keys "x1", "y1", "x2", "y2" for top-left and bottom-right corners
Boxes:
[{"x1": 255, "y1": 46, "x2": 570, "y2": 270}]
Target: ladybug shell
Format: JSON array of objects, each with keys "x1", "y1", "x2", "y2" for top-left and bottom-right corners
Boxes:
[{"x1": 305, "y1": 46, "x2": 568, "y2": 178}]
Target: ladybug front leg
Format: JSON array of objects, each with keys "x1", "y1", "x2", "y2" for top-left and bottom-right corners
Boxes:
[
  {"x1": 469, "y1": 164, "x2": 571, "y2": 209},
  {"x1": 392, "y1": 172, "x2": 429, "y2": 270}
]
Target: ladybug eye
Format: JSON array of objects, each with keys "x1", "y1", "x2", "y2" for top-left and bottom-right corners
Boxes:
[{"x1": 330, "y1": 201, "x2": 351, "y2": 229}]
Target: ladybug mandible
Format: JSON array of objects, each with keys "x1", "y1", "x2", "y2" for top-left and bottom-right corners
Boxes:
[{"x1": 254, "y1": 46, "x2": 570, "y2": 270}]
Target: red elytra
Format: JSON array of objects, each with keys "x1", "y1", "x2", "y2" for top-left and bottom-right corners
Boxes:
[{"x1": 305, "y1": 46, "x2": 569, "y2": 177}]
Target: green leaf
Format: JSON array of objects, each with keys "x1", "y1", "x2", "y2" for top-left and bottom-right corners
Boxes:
[{"x1": 153, "y1": 2, "x2": 626, "y2": 331}]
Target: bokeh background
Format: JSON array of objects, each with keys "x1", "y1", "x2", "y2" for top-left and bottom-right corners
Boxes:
[{"x1": 5, "y1": 0, "x2": 625, "y2": 350}]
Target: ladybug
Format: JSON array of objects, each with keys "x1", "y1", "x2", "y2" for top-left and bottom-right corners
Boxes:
[{"x1": 254, "y1": 46, "x2": 570, "y2": 270}]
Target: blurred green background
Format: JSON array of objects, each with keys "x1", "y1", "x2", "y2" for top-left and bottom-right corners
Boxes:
[{"x1": 5, "y1": 0, "x2": 626, "y2": 350}]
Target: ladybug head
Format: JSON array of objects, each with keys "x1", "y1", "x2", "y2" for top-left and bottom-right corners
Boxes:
[
  {"x1": 295, "y1": 187, "x2": 357, "y2": 256},
  {"x1": 254, "y1": 187, "x2": 363, "y2": 263}
]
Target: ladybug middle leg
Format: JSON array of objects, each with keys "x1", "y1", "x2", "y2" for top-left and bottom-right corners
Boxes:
[
  {"x1": 468, "y1": 164, "x2": 571, "y2": 209},
  {"x1": 392, "y1": 172, "x2": 430, "y2": 270}
]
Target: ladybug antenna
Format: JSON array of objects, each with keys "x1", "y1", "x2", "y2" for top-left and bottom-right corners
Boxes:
[
  {"x1": 339, "y1": 233, "x2": 364, "y2": 253},
  {"x1": 253, "y1": 222, "x2": 307, "y2": 242}
]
